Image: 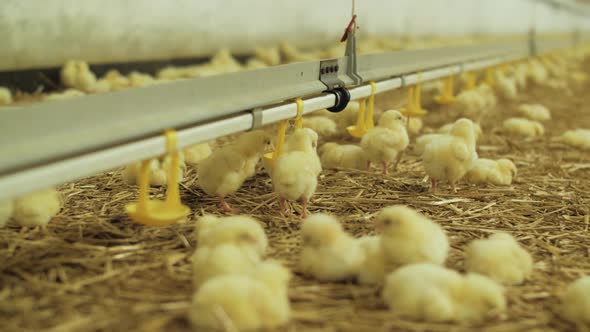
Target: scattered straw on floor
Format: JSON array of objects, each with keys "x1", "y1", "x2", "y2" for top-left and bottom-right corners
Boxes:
[{"x1": 1, "y1": 65, "x2": 590, "y2": 332}]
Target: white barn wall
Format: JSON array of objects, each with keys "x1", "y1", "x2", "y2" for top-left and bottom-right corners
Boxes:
[{"x1": 0, "y1": 0, "x2": 587, "y2": 71}]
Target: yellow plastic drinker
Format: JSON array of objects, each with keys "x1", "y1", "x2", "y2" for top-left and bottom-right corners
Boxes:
[
  {"x1": 347, "y1": 97, "x2": 368, "y2": 138},
  {"x1": 401, "y1": 73, "x2": 427, "y2": 120},
  {"x1": 485, "y1": 67, "x2": 496, "y2": 87},
  {"x1": 263, "y1": 98, "x2": 303, "y2": 167},
  {"x1": 364, "y1": 81, "x2": 377, "y2": 131},
  {"x1": 125, "y1": 129, "x2": 191, "y2": 226},
  {"x1": 464, "y1": 72, "x2": 477, "y2": 90},
  {"x1": 434, "y1": 75, "x2": 456, "y2": 104}
]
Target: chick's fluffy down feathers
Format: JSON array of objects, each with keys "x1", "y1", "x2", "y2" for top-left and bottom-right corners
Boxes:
[
  {"x1": 0, "y1": 87, "x2": 13, "y2": 105},
  {"x1": 557, "y1": 129, "x2": 590, "y2": 150},
  {"x1": 561, "y1": 276, "x2": 590, "y2": 326},
  {"x1": 319, "y1": 143, "x2": 368, "y2": 170},
  {"x1": 12, "y1": 189, "x2": 63, "y2": 227},
  {"x1": 192, "y1": 243, "x2": 261, "y2": 289},
  {"x1": 195, "y1": 214, "x2": 268, "y2": 257},
  {"x1": 517, "y1": 104, "x2": 551, "y2": 121},
  {"x1": 356, "y1": 236, "x2": 389, "y2": 285},
  {"x1": 302, "y1": 116, "x2": 338, "y2": 138},
  {"x1": 183, "y1": 142, "x2": 212, "y2": 165},
  {"x1": 376, "y1": 205, "x2": 449, "y2": 267},
  {"x1": 190, "y1": 261, "x2": 291, "y2": 330},
  {"x1": 502, "y1": 118, "x2": 545, "y2": 138},
  {"x1": 0, "y1": 200, "x2": 14, "y2": 228},
  {"x1": 465, "y1": 233, "x2": 533, "y2": 285},
  {"x1": 465, "y1": 158, "x2": 517, "y2": 186},
  {"x1": 299, "y1": 214, "x2": 364, "y2": 281},
  {"x1": 382, "y1": 263, "x2": 506, "y2": 323}
]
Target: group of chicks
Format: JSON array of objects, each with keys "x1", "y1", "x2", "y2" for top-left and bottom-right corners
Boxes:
[{"x1": 185, "y1": 207, "x2": 590, "y2": 329}]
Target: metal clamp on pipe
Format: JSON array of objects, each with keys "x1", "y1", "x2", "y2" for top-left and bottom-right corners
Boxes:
[
  {"x1": 324, "y1": 87, "x2": 351, "y2": 113},
  {"x1": 249, "y1": 107, "x2": 264, "y2": 130}
]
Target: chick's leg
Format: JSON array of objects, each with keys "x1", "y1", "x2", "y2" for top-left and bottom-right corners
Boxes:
[
  {"x1": 366, "y1": 160, "x2": 372, "y2": 171},
  {"x1": 279, "y1": 197, "x2": 292, "y2": 217},
  {"x1": 300, "y1": 197, "x2": 309, "y2": 219},
  {"x1": 218, "y1": 196, "x2": 239, "y2": 214},
  {"x1": 382, "y1": 161, "x2": 389, "y2": 175},
  {"x1": 450, "y1": 182, "x2": 457, "y2": 193},
  {"x1": 393, "y1": 151, "x2": 405, "y2": 171},
  {"x1": 430, "y1": 178, "x2": 437, "y2": 193}
]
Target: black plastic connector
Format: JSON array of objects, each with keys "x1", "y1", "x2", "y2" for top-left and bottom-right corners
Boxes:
[{"x1": 324, "y1": 87, "x2": 351, "y2": 113}]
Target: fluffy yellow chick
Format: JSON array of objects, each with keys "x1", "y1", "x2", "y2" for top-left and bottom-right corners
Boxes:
[
  {"x1": 183, "y1": 142, "x2": 212, "y2": 165},
  {"x1": 299, "y1": 214, "x2": 364, "y2": 282},
  {"x1": 407, "y1": 117, "x2": 424, "y2": 135},
  {"x1": 192, "y1": 243, "x2": 261, "y2": 289},
  {"x1": 360, "y1": 110, "x2": 409, "y2": 174},
  {"x1": 197, "y1": 130, "x2": 269, "y2": 213},
  {"x1": 194, "y1": 214, "x2": 268, "y2": 257},
  {"x1": 422, "y1": 118, "x2": 478, "y2": 192},
  {"x1": 102, "y1": 69, "x2": 130, "y2": 90},
  {"x1": 254, "y1": 47, "x2": 281, "y2": 66},
  {"x1": 528, "y1": 59, "x2": 549, "y2": 84},
  {"x1": 465, "y1": 158, "x2": 517, "y2": 186},
  {"x1": 382, "y1": 263, "x2": 506, "y2": 323},
  {"x1": 464, "y1": 233, "x2": 533, "y2": 285},
  {"x1": 302, "y1": 116, "x2": 338, "y2": 138},
  {"x1": 0, "y1": 200, "x2": 14, "y2": 227},
  {"x1": 279, "y1": 42, "x2": 319, "y2": 63},
  {"x1": 12, "y1": 189, "x2": 63, "y2": 227},
  {"x1": 122, "y1": 156, "x2": 185, "y2": 187},
  {"x1": 561, "y1": 276, "x2": 590, "y2": 328},
  {"x1": 517, "y1": 104, "x2": 551, "y2": 121},
  {"x1": 513, "y1": 64, "x2": 529, "y2": 89},
  {"x1": 272, "y1": 128, "x2": 321, "y2": 218},
  {"x1": 60, "y1": 60, "x2": 98, "y2": 93},
  {"x1": 452, "y1": 89, "x2": 487, "y2": 120},
  {"x1": 0, "y1": 87, "x2": 13, "y2": 105},
  {"x1": 319, "y1": 142, "x2": 368, "y2": 170},
  {"x1": 44, "y1": 89, "x2": 85, "y2": 101},
  {"x1": 376, "y1": 206, "x2": 449, "y2": 268},
  {"x1": 209, "y1": 48, "x2": 243, "y2": 73},
  {"x1": 414, "y1": 119, "x2": 482, "y2": 156},
  {"x1": 128, "y1": 71, "x2": 156, "y2": 87},
  {"x1": 502, "y1": 118, "x2": 545, "y2": 138},
  {"x1": 355, "y1": 235, "x2": 389, "y2": 286},
  {"x1": 245, "y1": 58, "x2": 268, "y2": 70},
  {"x1": 189, "y1": 261, "x2": 291, "y2": 330},
  {"x1": 495, "y1": 72, "x2": 518, "y2": 100},
  {"x1": 556, "y1": 129, "x2": 590, "y2": 150}
]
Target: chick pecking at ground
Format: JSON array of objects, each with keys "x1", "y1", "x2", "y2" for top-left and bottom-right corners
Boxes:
[
  {"x1": 183, "y1": 142, "x2": 212, "y2": 165},
  {"x1": 272, "y1": 128, "x2": 322, "y2": 218},
  {"x1": 12, "y1": 189, "x2": 63, "y2": 227},
  {"x1": 376, "y1": 205, "x2": 449, "y2": 268},
  {"x1": 122, "y1": 155, "x2": 185, "y2": 187},
  {"x1": 502, "y1": 118, "x2": 545, "y2": 138},
  {"x1": 414, "y1": 119, "x2": 482, "y2": 156},
  {"x1": 555, "y1": 128, "x2": 590, "y2": 150},
  {"x1": 464, "y1": 158, "x2": 517, "y2": 186},
  {"x1": 302, "y1": 116, "x2": 338, "y2": 139},
  {"x1": 197, "y1": 130, "x2": 270, "y2": 213},
  {"x1": 464, "y1": 232, "x2": 533, "y2": 285},
  {"x1": 382, "y1": 263, "x2": 506, "y2": 323},
  {"x1": 189, "y1": 261, "x2": 291, "y2": 331},
  {"x1": 194, "y1": 214, "x2": 268, "y2": 258},
  {"x1": 517, "y1": 104, "x2": 551, "y2": 121},
  {"x1": 560, "y1": 276, "x2": 590, "y2": 328},
  {"x1": 0, "y1": 200, "x2": 14, "y2": 227},
  {"x1": 299, "y1": 214, "x2": 365, "y2": 282},
  {"x1": 0, "y1": 87, "x2": 13, "y2": 105},
  {"x1": 319, "y1": 142, "x2": 369, "y2": 170},
  {"x1": 192, "y1": 243, "x2": 261, "y2": 290},
  {"x1": 360, "y1": 110, "x2": 409, "y2": 175},
  {"x1": 355, "y1": 235, "x2": 390, "y2": 286},
  {"x1": 421, "y1": 118, "x2": 478, "y2": 192}
]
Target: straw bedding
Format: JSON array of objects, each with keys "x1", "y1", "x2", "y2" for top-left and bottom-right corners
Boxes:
[{"x1": 1, "y1": 64, "x2": 590, "y2": 332}]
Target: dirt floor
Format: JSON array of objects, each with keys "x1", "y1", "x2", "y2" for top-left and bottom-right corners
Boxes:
[{"x1": 1, "y1": 62, "x2": 590, "y2": 332}]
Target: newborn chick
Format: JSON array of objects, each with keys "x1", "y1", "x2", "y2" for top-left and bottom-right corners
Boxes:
[
  {"x1": 502, "y1": 118, "x2": 545, "y2": 138},
  {"x1": 12, "y1": 189, "x2": 63, "y2": 227},
  {"x1": 319, "y1": 143, "x2": 368, "y2": 170},
  {"x1": 360, "y1": 110, "x2": 409, "y2": 174},
  {"x1": 465, "y1": 158, "x2": 517, "y2": 186},
  {"x1": 194, "y1": 214, "x2": 268, "y2": 257}
]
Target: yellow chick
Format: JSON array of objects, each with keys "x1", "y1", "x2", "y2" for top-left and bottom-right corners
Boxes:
[
  {"x1": 517, "y1": 104, "x2": 551, "y2": 121},
  {"x1": 528, "y1": 59, "x2": 549, "y2": 84},
  {"x1": 12, "y1": 189, "x2": 63, "y2": 227},
  {"x1": 478, "y1": 84, "x2": 498, "y2": 111},
  {"x1": 299, "y1": 214, "x2": 364, "y2": 282},
  {"x1": 183, "y1": 142, "x2": 212, "y2": 165},
  {"x1": 360, "y1": 110, "x2": 409, "y2": 174},
  {"x1": 0, "y1": 200, "x2": 14, "y2": 227},
  {"x1": 254, "y1": 47, "x2": 281, "y2": 66},
  {"x1": 192, "y1": 243, "x2": 261, "y2": 290},
  {"x1": 128, "y1": 71, "x2": 156, "y2": 87},
  {"x1": 556, "y1": 129, "x2": 590, "y2": 150},
  {"x1": 0, "y1": 87, "x2": 13, "y2": 105},
  {"x1": 513, "y1": 64, "x2": 529, "y2": 90},
  {"x1": 561, "y1": 276, "x2": 590, "y2": 328},
  {"x1": 60, "y1": 60, "x2": 98, "y2": 93},
  {"x1": 382, "y1": 263, "x2": 506, "y2": 323},
  {"x1": 438, "y1": 120, "x2": 483, "y2": 140},
  {"x1": 376, "y1": 206, "x2": 449, "y2": 268},
  {"x1": 414, "y1": 119, "x2": 482, "y2": 156},
  {"x1": 122, "y1": 155, "x2": 185, "y2": 187},
  {"x1": 102, "y1": 69, "x2": 130, "y2": 90},
  {"x1": 44, "y1": 89, "x2": 85, "y2": 101},
  {"x1": 452, "y1": 89, "x2": 487, "y2": 120},
  {"x1": 245, "y1": 58, "x2": 268, "y2": 70},
  {"x1": 197, "y1": 130, "x2": 269, "y2": 213},
  {"x1": 465, "y1": 158, "x2": 517, "y2": 186},
  {"x1": 209, "y1": 48, "x2": 243, "y2": 73},
  {"x1": 194, "y1": 214, "x2": 268, "y2": 257},
  {"x1": 422, "y1": 118, "x2": 478, "y2": 192},
  {"x1": 279, "y1": 41, "x2": 319, "y2": 63},
  {"x1": 302, "y1": 116, "x2": 338, "y2": 139},
  {"x1": 502, "y1": 118, "x2": 545, "y2": 138},
  {"x1": 494, "y1": 72, "x2": 518, "y2": 100},
  {"x1": 272, "y1": 128, "x2": 321, "y2": 218},
  {"x1": 319, "y1": 101, "x2": 360, "y2": 132},
  {"x1": 464, "y1": 233, "x2": 533, "y2": 285},
  {"x1": 407, "y1": 117, "x2": 424, "y2": 135},
  {"x1": 319, "y1": 142, "x2": 368, "y2": 170},
  {"x1": 355, "y1": 235, "x2": 389, "y2": 286},
  {"x1": 189, "y1": 261, "x2": 291, "y2": 330}
]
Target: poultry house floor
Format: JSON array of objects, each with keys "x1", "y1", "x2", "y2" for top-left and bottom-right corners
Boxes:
[{"x1": 1, "y1": 63, "x2": 590, "y2": 332}]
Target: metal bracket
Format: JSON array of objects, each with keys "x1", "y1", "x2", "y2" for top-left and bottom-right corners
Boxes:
[
  {"x1": 319, "y1": 59, "x2": 344, "y2": 90},
  {"x1": 249, "y1": 107, "x2": 263, "y2": 130},
  {"x1": 345, "y1": 32, "x2": 363, "y2": 86}
]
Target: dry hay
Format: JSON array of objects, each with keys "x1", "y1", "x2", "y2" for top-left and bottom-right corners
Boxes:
[{"x1": 1, "y1": 64, "x2": 590, "y2": 332}]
